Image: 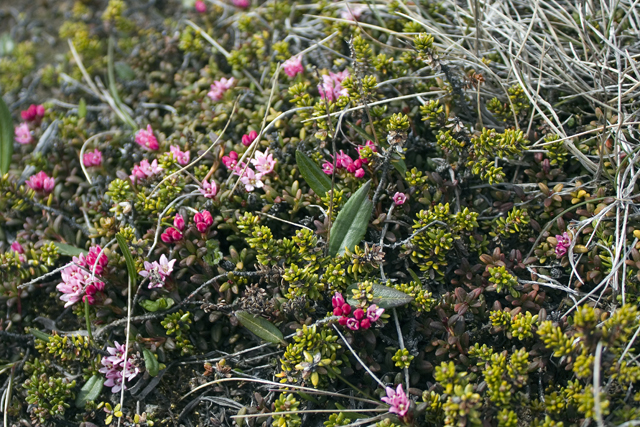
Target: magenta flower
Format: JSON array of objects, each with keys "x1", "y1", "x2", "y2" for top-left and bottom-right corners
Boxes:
[
  {"x1": 354, "y1": 168, "x2": 365, "y2": 178},
  {"x1": 242, "y1": 130, "x2": 259, "y2": 147},
  {"x1": 82, "y1": 149, "x2": 103, "y2": 167},
  {"x1": 130, "y1": 159, "x2": 163, "y2": 182},
  {"x1": 21, "y1": 104, "x2": 45, "y2": 122},
  {"x1": 15, "y1": 123, "x2": 33, "y2": 144},
  {"x1": 195, "y1": 0, "x2": 206, "y2": 12},
  {"x1": 200, "y1": 179, "x2": 218, "y2": 199},
  {"x1": 283, "y1": 56, "x2": 304, "y2": 78},
  {"x1": 555, "y1": 232, "x2": 572, "y2": 257},
  {"x1": 240, "y1": 167, "x2": 264, "y2": 192},
  {"x1": 26, "y1": 171, "x2": 55, "y2": 195},
  {"x1": 367, "y1": 304, "x2": 384, "y2": 322},
  {"x1": 393, "y1": 192, "x2": 407, "y2": 206},
  {"x1": 336, "y1": 150, "x2": 353, "y2": 169},
  {"x1": 346, "y1": 318, "x2": 360, "y2": 331},
  {"x1": 170, "y1": 145, "x2": 190, "y2": 166},
  {"x1": 381, "y1": 384, "x2": 410, "y2": 417},
  {"x1": 57, "y1": 247, "x2": 108, "y2": 307},
  {"x1": 135, "y1": 125, "x2": 159, "y2": 151},
  {"x1": 318, "y1": 71, "x2": 350, "y2": 102},
  {"x1": 10, "y1": 241, "x2": 25, "y2": 254},
  {"x1": 174, "y1": 213, "x2": 185, "y2": 231},
  {"x1": 251, "y1": 148, "x2": 276, "y2": 174},
  {"x1": 161, "y1": 227, "x2": 183, "y2": 243},
  {"x1": 322, "y1": 161, "x2": 334, "y2": 175},
  {"x1": 232, "y1": 0, "x2": 250, "y2": 8},
  {"x1": 332, "y1": 292, "x2": 345, "y2": 308},
  {"x1": 194, "y1": 210, "x2": 214, "y2": 233},
  {"x1": 208, "y1": 77, "x2": 235, "y2": 101},
  {"x1": 222, "y1": 151, "x2": 239, "y2": 169},
  {"x1": 86, "y1": 245, "x2": 109, "y2": 275},
  {"x1": 99, "y1": 342, "x2": 139, "y2": 393}
]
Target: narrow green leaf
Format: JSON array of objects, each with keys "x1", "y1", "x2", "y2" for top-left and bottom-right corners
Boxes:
[
  {"x1": 143, "y1": 348, "x2": 159, "y2": 377},
  {"x1": 108, "y1": 37, "x2": 136, "y2": 130},
  {"x1": 391, "y1": 154, "x2": 407, "y2": 176},
  {"x1": 328, "y1": 180, "x2": 373, "y2": 256},
  {"x1": 346, "y1": 121, "x2": 373, "y2": 141},
  {"x1": 407, "y1": 268, "x2": 421, "y2": 283},
  {"x1": 75, "y1": 375, "x2": 104, "y2": 408},
  {"x1": 235, "y1": 311, "x2": 284, "y2": 344},
  {"x1": 78, "y1": 98, "x2": 87, "y2": 118},
  {"x1": 116, "y1": 233, "x2": 137, "y2": 288},
  {"x1": 30, "y1": 329, "x2": 52, "y2": 342},
  {"x1": 0, "y1": 93, "x2": 13, "y2": 175},
  {"x1": 346, "y1": 283, "x2": 413, "y2": 309},
  {"x1": 54, "y1": 242, "x2": 88, "y2": 257},
  {"x1": 296, "y1": 150, "x2": 332, "y2": 196}
]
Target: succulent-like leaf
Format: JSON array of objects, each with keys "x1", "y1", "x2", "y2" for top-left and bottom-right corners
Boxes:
[
  {"x1": 143, "y1": 348, "x2": 159, "y2": 377},
  {"x1": 75, "y1": 375, "x2": 105, "y2": 408},
  {"x1": 346, "y1": 283, "x2": 413, "y2": 309},
  {"x1": 235, "y1": 311, "x2": 284, "y2": 344},
  {"x1": 30, "y1": 329, "x2": 52, "y2": 342},
  {"x1": 328, "y1": 180, "x2": 373, "y2": 256},
  {"x1": 0, "y1": 94, "x2": 13, "y2": 175},
  {"x1": 54, "y1": 242, "x2": 88, "y2": 257},
  {"x1": 296, "y1": 150, "x2": 331, "y2": 196}
]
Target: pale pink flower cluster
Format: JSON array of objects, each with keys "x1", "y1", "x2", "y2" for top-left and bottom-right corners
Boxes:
[
  {"x1": 56, "y1": 246, "x2": 108, "y2": 307},
  {"x1": 99, "y1": 342, "x2": 139, "y2": 393},
  {"x1": 332, "y1": 292, "x2": 384, "y2": 331},
  {"x1": 283, "y1": 56, "x2": 304, "y2": 78},
  {"x1": 139, "y1": 254, "x2": 176, "y2": 289},
  {"x1": 555, "y1": 232, "x2": 572, "y2": 257},
  {"x1": 15, "y1": 123, "x2": 33, "y2": 144},
  {"x1": 318, "y1": 70, "x2": 349, "y2": 102},
  {"x1": 135, "y1": 125, "x2": 159, "y2": 151},
  {"x1": 393, "y1": 192, "x2": 407, "y2": 206},
  {"x1": 170, "y1": 145, "x2": 190, "y2": 165},
  {"x1": 381, "y1": 384, "x2": 410, "y2": 417},
  {"x1": 208, "y1": 77, "x2": 235, "y2": 101},
  {"x1": 130, "y1": 159, "x2": 163, "y2": 182},
  {"x1": 162, "y1": 214, "x2": 185, "y2": 243},
  {"x1": 83, "y1": 149, "x2": 103, "y2": 167},
  {"x1": 232, "y1": 149, "x2": 277, "y2": 192},
  {"x1": 339, "y1": 4, "x2": 366, "y2": 21},
  {"x1": 26, "y1": 171, "x2": 55, "y2": 194},
  {"x1": 200, "y1": 179, "x2": 218, "y2": 199}
]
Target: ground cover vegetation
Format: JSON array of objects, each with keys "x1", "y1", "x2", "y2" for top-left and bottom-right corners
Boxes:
[{"x1": 1, "y1": 0, "x2": 640, "y2": 426}]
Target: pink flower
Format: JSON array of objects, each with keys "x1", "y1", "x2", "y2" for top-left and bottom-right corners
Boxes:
[
  {"x1": 200, "y1": 179, "x2": 218, "y2": 199},
  {"x1": 208, "y1": 77, "x2": 235, "y2": 101},
  {"x1": 194, "y1": 210, "x2": 214, "y2": 233},
  {"x1": 135, "y1": 125, "x2": 159, "y2": 151},
  {"x1": 240, "y1": 167, "x2": 264, "y2": 192},
  {"x1": 555, "y1": 232, "x2": 572, "y2": 257},
  {"x1": 357, "y1": 140, "x2": 377, "y2": 163},
  {"x1": 57, "y1": 280, "x2": 85, "y2": 307},
  {"x1": 242, "y1": 130, "x2": 259, "y2": 147},
  {"x1": 157, "y1": 254, "x2": 176, "y2": 278},
  {"x1": 86, "y1": 245, "x2": 109, "y2": 275},
  {"x1": 195, "y1": 0, "x2": 206, "y2": 12},
  {"x1": 21, "y1": 104, "x2": 45, "y2": 122},
  {"x1": 99, "y1": 342, "x2": 139, "y2": 393},
  {"x1": 283, "y1": 56, "x2": 304, "y2": 77},
  {"x1": 26, "y1": 171, "x2": 55, "y2": 195},
  {"x1": 83, "y1": 149, "x2": 103, "y2": 167},
  {"x1": 10, "y1": 241, "x2": 24, "y2": 254},
  {"x1": 251, "y1": 148, "x2": 276, "y2": 174},
  {"x1": 360, "y1": 318, "x2": 371, "y2": 329},
  {"x1": 336, "y1": 150, "x2": 353, "y2": 169},
  {"x1": 170, "y1": 145, "x2": 190, "y2": 166},
  {"x1": 222, "y1": 151, "x2": 239, "y2": 169},
  {"x1": 174, "y1": 214, "x2": 185, "y2": 231},
  {"x1": 367, "y1": 304, "x2": 384, "y2": 322},
  {"x1": 332, "y1": 292, "x2": 345, "y2": 308},
  {"x1": 353, "y1": 308, "x2": 365, "y2": 320},
  {"x1": 15, "y1": 123, "x2": 33, "y2": 144},
  {"x1": 346, "y1": 318, "x2": 360, "y2": 331},
  {"x1": 130, "y1": 159, "x2": 163, "y2": 182},
  {"x1": 393, "y1": 192, "x2": 407, "y2": 206},
  {"x1": 161, "y1": 227, "x2": 183, "y2": 243},
  {"x1": 233, "y1": 0, "x2": 250, "y2": 8},
  {"x1": 139, "y1": 254, "x2": 174, "y2": 288},
  {"x1": 318, "y1": 71, "x2": 350, "y2": 102},
  {"x1": 381, "y1": 385, "x2": 410, "y2": 417},
  {"x1": 354, "y1": 168, "x2": 365, "y2": 178},
  {"x1": 340, "y1": 4, "x2": 367, "y2": 21},
  {"x1": 322, "y1": 161, "x2": 334, "y2": 175}
]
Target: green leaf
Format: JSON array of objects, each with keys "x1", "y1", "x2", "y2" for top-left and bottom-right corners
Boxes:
[
  {"x1": 295, "y1": 150, "x2": 332, "y2": 196},
  {"x1": 142, "y1": 348, "x2": 159, "y2": 377},
  {"x1": 0, "y1": 33, "x2": 15, "y2": 57},
  {"x1": 75, "y1": 375, "x2": 104, "y2": 408},
  {"x1": 235, "y1": 311, "x2": 284, "y2": 345},
  {"x1": 54, "y1": 242, "x2": 88, "y2": 257},
  {"x1": 391, "y1": 154, "x2": 407, "y2": 176},
  {"x1": 407, "y1": 268, "x2": 421, "y2": 283},
  {"x1": 107, "y1": 37, "x2": 136, "y2": 130},
  {"x1": 0, "y1": 93, "x2": 13, "y2": 175},
  {"x1": 78, "y1": 98, "x2": 87, "y2": 119},
  {"x1": 346, "y1": 283, "x2": 413, "y2": 309},
  {"x1": 140, "y1": 297, "x2": 174, "y2": 312},
  {"x1": 346, "y1": 121, "x2": 373, "y2": 141},
  {"x1": 29, "y1": 329, "x2": 52, "y2": 342},
  {"x1": 114, "y1": 61, "x2": 135, "y2": 81},
  {"x1": 328, "y1": 180, "x2": 373, "y2": 257},
  {"x1": 116, "y1": 233, "x2": 137, "y2": 288}
]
